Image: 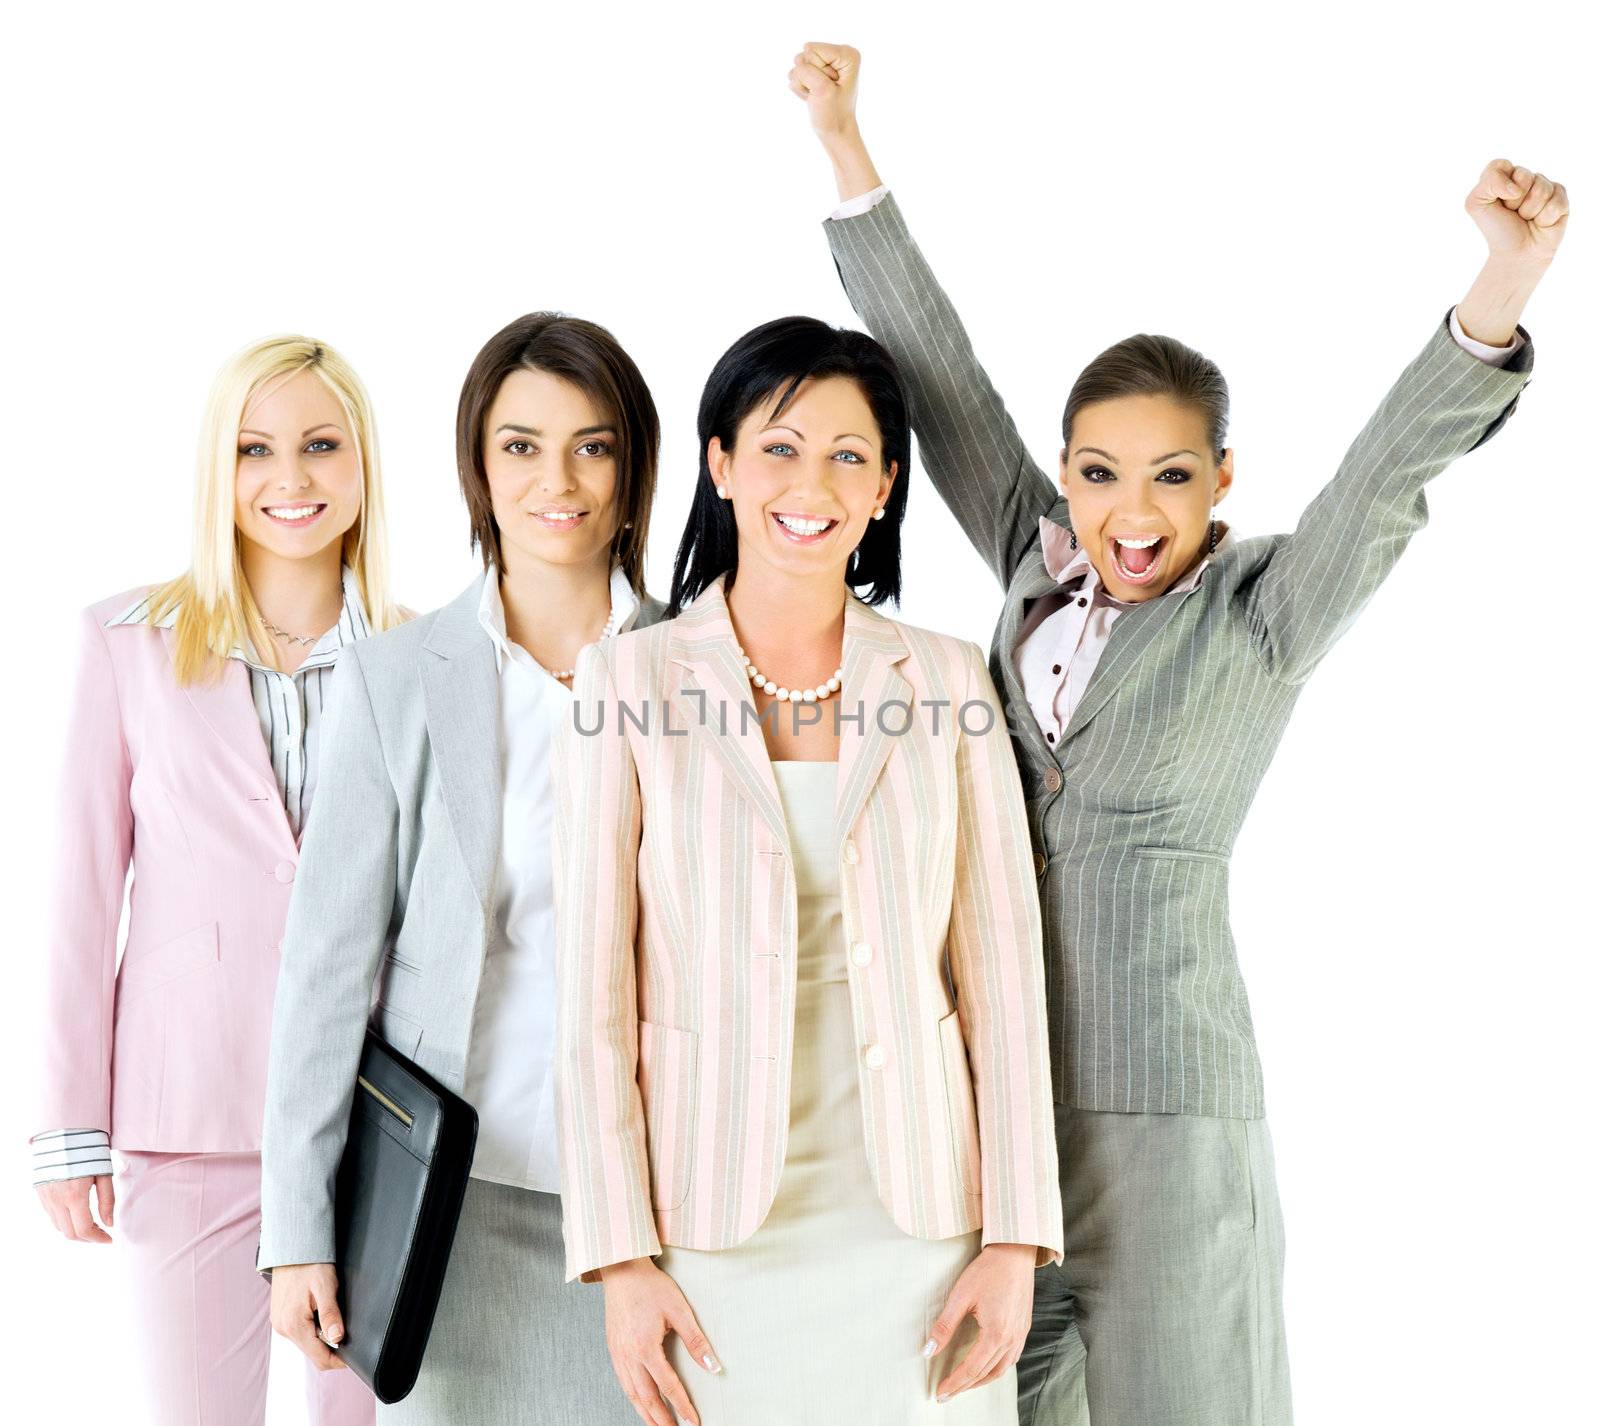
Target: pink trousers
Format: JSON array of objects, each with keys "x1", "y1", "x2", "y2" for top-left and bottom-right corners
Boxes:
[{"x1": 117, "y1": 1150, "x2": 374, "y2": 1426}]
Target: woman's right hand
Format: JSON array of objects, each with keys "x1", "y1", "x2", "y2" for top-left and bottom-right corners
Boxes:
[
  {"x1": 788, "y1": 42, "x2": 860, "y2": 138},
  {"x1": 601, "y1": 1256, "x2": 721, "y2": 1426},
  {"x1": 269, "y1": 1262, "x2": 349, "y2": 1371},
  {"x1": 788, "y1": 42, "x2": 882, "y2": 205},
  {"x1": 36, "y1": 1175, "x2": 114, "y2": 1244}
]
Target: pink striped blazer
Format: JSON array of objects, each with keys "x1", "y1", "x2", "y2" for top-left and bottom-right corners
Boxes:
[{"x1": 552, "y1": 573, "x2": 1063, "y2": 1283}]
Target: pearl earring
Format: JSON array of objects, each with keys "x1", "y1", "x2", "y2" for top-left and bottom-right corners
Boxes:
[
  {"x1": 871, "y1": 506, "x2": 885, "y2": 520},
  {"x1": 716, "y1": 485, "x2": 729, "y2": 499}
]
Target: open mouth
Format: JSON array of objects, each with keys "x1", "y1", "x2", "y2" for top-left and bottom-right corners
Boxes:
[
  {"x1": 1109, "y1": 534, "x2": 1168, "y2": 585},
  {"x1": 771, "y1": 511, "x2": 839, "y2": 544},
  {"x1": 262, "y1": 502, "x2": 327, "y2": 526},
  {"x1": 532, "y1": 508, "x2": 589, "y2": 530}
]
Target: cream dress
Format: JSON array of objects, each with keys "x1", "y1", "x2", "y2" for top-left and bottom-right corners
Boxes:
[{"x1": 658, "y1": 759, "x2": 1017, "y2": 1424}]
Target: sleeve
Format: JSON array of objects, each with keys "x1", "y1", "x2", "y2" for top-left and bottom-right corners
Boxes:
[
  {"x1": 552, "y1": 642, "x2": 658, "y2": 1283},
  {"x1": 822, "y1": 189, "x2": 1059, "y2": 587},
  {"x1": 35, "y1": 606, "x2": 133, "y2": 1141},
  {"x1": 30, "y1": 1128, "x2": 113, "y2": 1185},
  {"x1": 256, "y1": 643, "x2": 399, "y2": 1269},
  {"x1": 828, "y1": 183, "x2": 890, "y2": 221},
  {"x1": 945, "y1": 639, "x2": 1064, "y2": 1268},
  {"x1": 1245, "y1": 310, "x2": 1534, "y2": 685},
  {"x1": 1448, "y1": 304, "x2": 1525, "y2": 366}
]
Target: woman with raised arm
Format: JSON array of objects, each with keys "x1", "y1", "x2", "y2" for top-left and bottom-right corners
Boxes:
[
  {"x1": 790, "y1": 41, "x2": 1564, "y2": 1426},
  {"x1": 31, "y1": 336, "x2": 394, "y2": 1426},
  {"x1": 259, "y1": 314, "x2": 665, "y2": 1425},
  {"x1": 552, "y1": 317, "x2": 1062, "y2": 1425}
]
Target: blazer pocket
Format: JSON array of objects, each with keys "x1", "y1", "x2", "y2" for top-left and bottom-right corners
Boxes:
[
  {"x1": 372, "y1": 1001, "x2": 425, "y2": 1058},
  {"x1": 117, "y1": 922, "x2": 220, "y2": 1002},
  {"x1": 937, "y1": 1009, "x2": 983, "y2": 1197},
  {"x1": 636, "y1": 1020, "x2": 697, "y2": 1212},
  {"x1": 1134, "y1": 844, "x2": 1231, "y2": 868}
]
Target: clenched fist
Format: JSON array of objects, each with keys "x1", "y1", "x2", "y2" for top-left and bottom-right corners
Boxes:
[
  {"x1": 1467, "y1": 159, "x2": 1568, "y2": 263},
  {"x1": 788, "y1": 43, "x2": 861, "y2": 137}
]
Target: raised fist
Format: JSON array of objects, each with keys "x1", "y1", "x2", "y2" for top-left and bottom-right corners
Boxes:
[{"x1": 1467, "y1": 160, "x2": 1568, "y2": 263}]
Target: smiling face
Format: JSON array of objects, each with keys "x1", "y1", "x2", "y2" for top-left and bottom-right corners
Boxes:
[
  {"x1": 1058, "y1": 393, "x2": 1234, "y2": 601},
  {"x1": 233, "y1": 369, "x2": 363, "y2": 560},
  {"x1": 483, "y1": 367, "x2": 622, "y2": 576},
  {"x1": 708, "y1": 374, "x2": 897, "y2": 584}
]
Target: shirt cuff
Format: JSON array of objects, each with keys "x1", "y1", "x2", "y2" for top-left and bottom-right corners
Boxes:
[
  {"x1": 828, "y1": 183, "x2": 891, "y2": 222},
  {"x1": 1449, "y1": 304, "x2": 1524, "y2": 366},
  {"x1": 31, "y1": 1128, "x2": 112, "y2": 1185}
]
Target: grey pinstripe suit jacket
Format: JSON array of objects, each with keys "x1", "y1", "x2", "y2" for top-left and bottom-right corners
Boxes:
[{"x1": 824, "y1": 193, "x2": 1533, "y2": 1118}]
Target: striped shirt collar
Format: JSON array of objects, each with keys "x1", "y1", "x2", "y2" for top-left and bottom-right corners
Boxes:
[
  {"x1": 1038, "y1": 514, "x2": 1234, "y2": 609},
  {"x1": 104, "y1": 563, "x2": 372, "y2": 675},
  {"x1": 477, "y1": 563, "x2": 641, "y2": 676}
]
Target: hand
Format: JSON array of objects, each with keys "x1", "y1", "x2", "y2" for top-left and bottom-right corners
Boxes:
[
  {"x1": 924, "y1": 1242, "x2": 1037, "y2": 1403},
  {"x1": 601, "y1": 1256, "x2": 721, "y2": 1426},
  {"x1": 788, "y1": 42, "x2": 861, "y2": 138},
  {"x1": 269, "y1": 1262, "x2": 350, "y2": 1371},
  {"x1": 36, "y1": 1174, "x2": 114, "y2": 1244},
  {"x1": 1466, "y1": 159, "x2": 1568, "y2": 265}
]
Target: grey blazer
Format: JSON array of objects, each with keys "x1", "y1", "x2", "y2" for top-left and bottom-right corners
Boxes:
[
  {"x1": 824, "y1": 193, "x2": 1533, "y2": 1119},
  {"x1": 257, "y1": 569, "x2": 670, "y2": 1268}
]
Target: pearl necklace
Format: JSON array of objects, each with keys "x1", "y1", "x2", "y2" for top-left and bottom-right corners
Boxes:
[
  {"x1": 735, "y1": 641, "x2": 842, "y2": 704},
  {"x1": 543, "y1": 602, "x2": 622, "y2": 682}
]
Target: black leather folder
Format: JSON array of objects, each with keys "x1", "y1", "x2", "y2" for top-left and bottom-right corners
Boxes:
[{"x1": 332, "y1": 1028, "x2": 478, "y2": 1403}]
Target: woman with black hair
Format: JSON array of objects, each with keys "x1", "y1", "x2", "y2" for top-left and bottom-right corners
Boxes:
[{"x1": 552, "y1": 316, "x2": 1062, "y2": 1425}]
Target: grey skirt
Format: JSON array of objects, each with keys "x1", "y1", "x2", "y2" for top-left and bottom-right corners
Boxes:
[{"x1": 380, "y1": 1179, "x2": 631, "y2": 1426}]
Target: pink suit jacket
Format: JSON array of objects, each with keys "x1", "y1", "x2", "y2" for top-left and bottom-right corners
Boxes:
[
  {"x1": 36, "y1": 590, "x2": 313, "y2": 1149},
  {"x1": 552, "y1": 574, "x2": 1063, "y2": 1283}
]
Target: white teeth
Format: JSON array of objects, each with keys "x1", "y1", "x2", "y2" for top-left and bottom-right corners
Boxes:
[
  {"x1": 265, "y1": 505, "x2": 321, "y2": 520},
  {"x1": 539, "y1": 510, "x2": 583, "y2": 521},
  {"x1": 1114, "y1": 536, "x2": 1161, "y2": 549},
  {"x1": 776, "y1": 514, "x2": 831, "y2": 535}
]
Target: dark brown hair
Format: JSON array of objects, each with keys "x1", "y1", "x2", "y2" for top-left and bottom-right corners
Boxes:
[
  {"x1": 1062, "y1": 334, "x2": 1230, "y2": 460},
  {"x1": 456, "y1": 313, "x2": 659, "y2": 589}
]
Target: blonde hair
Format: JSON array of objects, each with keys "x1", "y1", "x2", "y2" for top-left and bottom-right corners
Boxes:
[{"x1": 144, "y1": 335, "x2": 403, "y2": 684}]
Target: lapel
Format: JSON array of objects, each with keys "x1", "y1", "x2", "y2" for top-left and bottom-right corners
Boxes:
[
  {"x1": 1060, "y1": 582, "x2": 1195, "y2": 743},
  {"x1": 1000, "y1": 514, "x2": 1211, "y2": 749},
  {"x1": 419, "y1": 571, "x2": 503, "y2": 909},
  {"x1": 172, "y1": 635, "x2": 298, "y2": 856},
  {"x1": 665, "y1": 574, "x2": 911, "y2": 854},
  {"x1": 997, "y1": 546, "x2": 1071, "y2": 771}
]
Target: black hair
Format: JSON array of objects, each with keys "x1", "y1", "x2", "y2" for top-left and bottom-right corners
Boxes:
[{"x1": 668, "y1": 316, "x2": 910, "y2": 614}]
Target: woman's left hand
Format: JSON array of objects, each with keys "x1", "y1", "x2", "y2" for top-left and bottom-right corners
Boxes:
[{"x1": 922, "y1": 1241, "x2": 1038, "y2": 1402}]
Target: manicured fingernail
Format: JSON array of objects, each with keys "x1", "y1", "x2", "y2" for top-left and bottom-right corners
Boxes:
[
  {"x1": 937, "y1": 1393, "x2": 951, "y2": 1404},
  {"x1": 702, "y1": 1353, "x2": 721, "y2": 1373},
  {"x1": 920, "y1": 1337, "x2": 937, "y2": 1359}
]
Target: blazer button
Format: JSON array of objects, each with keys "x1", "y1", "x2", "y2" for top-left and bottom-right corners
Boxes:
[
  {"x1": 1033, "y1": 851, "x2": 1047, "y2": 877},
  {"x1": 850, "y1": 941, "x2": 873, "y2": 968},
  {"x1": 842, "y1": 838, "x2": 859, "y2": 865},
  {"x1": 862, "y1": 1043, "x2": 888, "y2": 1070},
  {"x1": 273, "y1": 860, "x2": 296, "y2": 884},
  {"x1": 1043, "y1": 767, "x2": 1063, "y2": 793}
]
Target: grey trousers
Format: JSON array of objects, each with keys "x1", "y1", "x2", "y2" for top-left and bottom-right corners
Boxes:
[
  {"x1": 381, "y1": 1178, "x2": 633, "y2": 1426},
  {"x1": 1017, "y1": 1105, "x2": 1292, "y2": 1426}
]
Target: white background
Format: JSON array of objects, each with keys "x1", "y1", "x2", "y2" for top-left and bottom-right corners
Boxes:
[{"x1": 3, "y1": 2, "x2": 1594, "y2": 1422}]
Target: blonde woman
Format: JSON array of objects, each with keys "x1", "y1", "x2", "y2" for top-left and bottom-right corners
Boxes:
[{"x1": 31, "y1": 336, "x2": 399, "y2": 1426}]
